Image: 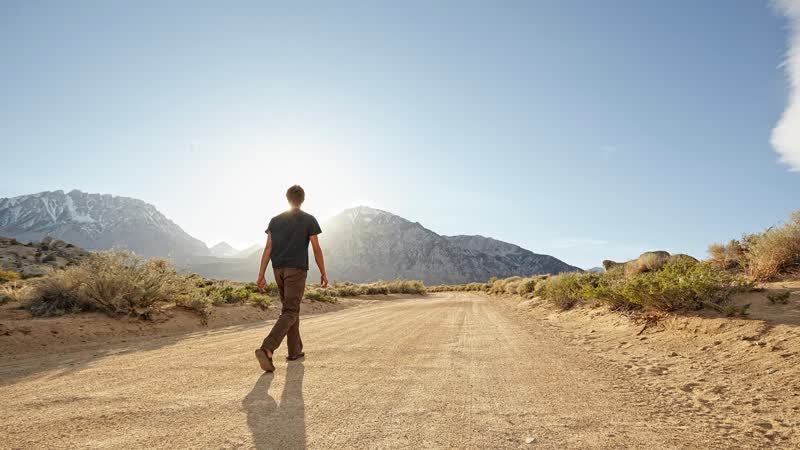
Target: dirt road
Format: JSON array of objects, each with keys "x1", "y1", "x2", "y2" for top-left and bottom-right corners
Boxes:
[{"x1": 0, "y1": 293, "x2": 780, "y2": 448}]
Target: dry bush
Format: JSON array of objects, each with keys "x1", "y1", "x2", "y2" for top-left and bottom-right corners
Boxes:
[
  {"x1": 79, "y1": 252, "x2": 189, "y2": 317},
  {"x1": 489, "y1": 276, "x2": 522, "y2": 294},
  {"x1": 0, "y1": 268, "x2": 20, "y2": 284},
  {"x1": 26, "y1": 268, "x2": 94, "y2": 316},
  {"x1": 744, "y1": 212, "x2": 800, "y2": 281},
  {"x1": 26, "y1": 251, "x2": 192, "y2": 318},
  {"x1": 311, "y1": 280, "x2": 426, "y2": 300},
  {"x1": 428, "y1": 282, "x2": 490, "y2": 293},
  {"x1": 707, "y1": 239, "x2": 747, "y2": 271}
]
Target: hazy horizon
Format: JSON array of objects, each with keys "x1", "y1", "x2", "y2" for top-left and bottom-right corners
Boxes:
[{"x1": 3, "y1": 1, "x2": 800, "y2": 268}]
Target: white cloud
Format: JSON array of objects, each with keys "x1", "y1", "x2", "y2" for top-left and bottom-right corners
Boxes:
[{"x1": 772, "y1": 0, "x2": 800, "y2": 171}]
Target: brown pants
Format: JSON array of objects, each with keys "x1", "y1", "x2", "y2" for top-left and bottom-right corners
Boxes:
[{"x1": 261, "y1": 268, "x2": 307, "y2": 356}]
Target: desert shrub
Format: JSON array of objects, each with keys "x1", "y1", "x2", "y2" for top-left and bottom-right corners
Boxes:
[
  {"x1": 707, "y1": 240, "x2": 747, "y2": 271},
  {"x1": 580, "y1": 268, "x2": 630, "y2": 310},
  {"x1": 517, "y1": 278, "x2": 538, "y2": 296},
  {"x1": 250, "y1": 294, "x2": 271, "y2": 310},
  {"x1": 617, "y1": 260, "x2": 750, "y2": 312},
  {"x1": 26, "y1": 269, "x2": 95, "y2": 316},
  {"x1": 175, "y1": 296, "x2": 213, "y2": 321},
  {"x1": 767, "y1": 291, "x2": 791, "y2": 305},
  {"x1": 744, "y1": 212, "x2": 800, "y2": 280},
  {"x1": 497, "y1": 259, "x2": 750, "y2": 313},
  {"x1": 326, "y1": 282, "x2": 364, "y2": 296},
  {"x1": 0, "y1": 268, "x2": 20, "y2": 284},
  {"x1": 489, "y1": 276, "x2": 522, "y2": 295},
  {"x1": 26, "y1": 251, "x2": 192, "y2": 318},
  {"x1": 385, "y1": 280, "x2": 426, "y2": 294},
  {"x1": 427, "y1": 282, "x2": 489, "y2": 292},
  {"x1": 79, "y1": 252, "x2": 189, "y2": 317},
  {"x1": 537, "y1": 272, "x2": 599, "y2": 310},
  {"x1": 466, "y1": 282, "x2": 490, "y2": 292},
  {"x1": 0, "y1": 283, "x2": 33, "y2": 304},
  {"x1": 304, "y1": 289, "x2": 337, "y2": 303}
]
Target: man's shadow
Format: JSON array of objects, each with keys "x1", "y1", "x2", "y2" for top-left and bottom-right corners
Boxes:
[{"x1": 242, "y1": 362, "x2": 306, "y2": 449}]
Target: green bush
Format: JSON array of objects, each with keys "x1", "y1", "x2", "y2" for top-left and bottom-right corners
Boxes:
[
  {"x1": 595, "y1": 260, "x2": 749, "y2": 312},
  {"x1": 175, "y1": 296, "x2": 213, "y2": 321},
  {"x1": 767, "y1": 291, "x2": 791, "y2": 305},
  {"x1": 487, "y1": 259, "x2": 751, "y2": 313},
  {"x1": 304, "y1": 289, "x2": 337, "y2": 303},
  {"x1": 536, "y1": 272, "x2": 599, "y2": 310}
]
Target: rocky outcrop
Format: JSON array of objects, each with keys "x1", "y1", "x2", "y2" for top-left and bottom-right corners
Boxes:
[
  {"x1": 0, "y1": 236, "x2": 89, "y2": 278},
  {"x1": 603, "y1": 251, "x2": 699, "y2": 275}
]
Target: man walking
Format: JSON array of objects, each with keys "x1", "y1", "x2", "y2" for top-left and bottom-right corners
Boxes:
[{"x1": 255, "y1": 185, "x2": 328, "y2": 372}]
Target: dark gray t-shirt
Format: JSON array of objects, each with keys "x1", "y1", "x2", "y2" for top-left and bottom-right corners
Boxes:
[{"x1": 266, "y1": 209, "x2": 322, "y2": 270}]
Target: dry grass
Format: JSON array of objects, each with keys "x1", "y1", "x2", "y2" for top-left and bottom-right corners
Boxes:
[
  {"x1": 308, "y1": 280, "x2": 426, "y2": 300},
  {"x1": 744, "y1": 211, "x2": 800, "y2": 280},
  {"x1": 22, "y1": 252, "x2": 271, "y2": 318},
  {"x1": 16, "y1": 251, "x2": 431, "y2": 320},
  {"x1": 709, "y1": 210, "x2": 800, "y2": 281},
  {"x1": 428, "y1": 282, "x2": 488, "y2": 293}
]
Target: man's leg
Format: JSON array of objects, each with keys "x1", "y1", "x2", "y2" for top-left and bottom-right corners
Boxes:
[
  {"x1": 261, "y1": 268, "x2": 302, "y2": 353},
  {"x1": 285, "y1": 269, "x2": 307, "y2": 357}
]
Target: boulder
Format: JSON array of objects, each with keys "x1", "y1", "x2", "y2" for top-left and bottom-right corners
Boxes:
[{"x1": 602, "y1": 251, "x2": 685, "y2": 275}]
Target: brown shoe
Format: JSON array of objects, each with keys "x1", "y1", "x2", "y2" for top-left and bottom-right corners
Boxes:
[
  {"x1": 286, "y1": 352, "x2": 305, "y2": 361},
  {"x1": 255, "y1": 348, "x2": 275, "y2": 372}
]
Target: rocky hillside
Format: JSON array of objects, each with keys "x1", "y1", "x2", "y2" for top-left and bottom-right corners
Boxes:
[
  {"x1": 0, "y1": 236, "x2": 89, "y2": 278},
  {"x1": 0, "y1": 190, "x2": 208, "y2": 260},
  {"x1": 190, "y1": 206, "x2": 580, "y2": 284},
  {"x1": 315, "y1": 207, "x2": 580, "y2": 284}
]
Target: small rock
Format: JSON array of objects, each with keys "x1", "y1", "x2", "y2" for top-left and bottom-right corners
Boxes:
[
  {"x1": 713, "y1": 340, "x2": 722, "y2": 345},
  {"x1": 754, "y1": 421, "x2": 773, "y2": 430},
  {"x1": 669, "y1": 351, "x2": 679, "y2": 357},
  {"x1": 525, "y1": 437, "x2": 536, "y2": 444}
]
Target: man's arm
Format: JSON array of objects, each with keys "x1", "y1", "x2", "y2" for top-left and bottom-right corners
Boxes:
[
  {"x1": 310, "y1": 235, "x2": 328, "y2": 287},
  {"x1": 256, "y1": 232, "x2": 272, "y2": 293}
]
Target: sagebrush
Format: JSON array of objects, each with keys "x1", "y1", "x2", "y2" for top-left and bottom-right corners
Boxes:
[{"x1": 708, "y1": 210, "x2": 800, "y2": 281}]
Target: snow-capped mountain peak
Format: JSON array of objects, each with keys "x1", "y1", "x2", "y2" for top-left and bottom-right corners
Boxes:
[{"x1": 0, "y1": 190, "x2": 209, "y2": 259}]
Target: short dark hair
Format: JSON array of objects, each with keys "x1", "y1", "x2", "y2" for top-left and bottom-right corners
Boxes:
[{"x1": 286, "y1": 185, "x2": 305, "y2": 206}]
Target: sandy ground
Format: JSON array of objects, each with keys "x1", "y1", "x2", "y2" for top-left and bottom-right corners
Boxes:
[
  {"x1": 0, "y1": 296, "x2": 393, "y2": 357},
  {"x1": 1, "y1": 292, "x2": 798, "y2": 449}
]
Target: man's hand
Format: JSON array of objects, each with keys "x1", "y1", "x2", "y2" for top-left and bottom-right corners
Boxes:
[
  {"x1": 320, "y1": 273, "x2": 328, "y2": 288},
  {"x1": 257, "y1": 275, "x2": 267, "y2": 293}
]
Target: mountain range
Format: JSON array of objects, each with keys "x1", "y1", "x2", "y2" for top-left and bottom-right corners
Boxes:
[
  {"x1": 0, "y1": 190, "x2": 207, "y2": 260},
  {"x1": 0, "y1": 190, "x2": 581, "y2": 284}
]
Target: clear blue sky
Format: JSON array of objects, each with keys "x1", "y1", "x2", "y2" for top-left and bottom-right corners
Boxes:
[{"x1": 2, "y1": 1, "x2": 799, "y2": 269}]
